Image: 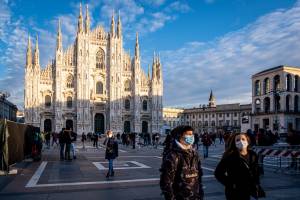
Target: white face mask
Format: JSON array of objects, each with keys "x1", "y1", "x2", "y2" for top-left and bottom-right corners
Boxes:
[{"x1": 235, "y1": 140, "x2": 248, "y2": 150}]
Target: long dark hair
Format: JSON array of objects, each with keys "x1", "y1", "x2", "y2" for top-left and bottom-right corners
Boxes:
[{"x1": 223, "y1": 133, "x2": 251, "y2": 158}]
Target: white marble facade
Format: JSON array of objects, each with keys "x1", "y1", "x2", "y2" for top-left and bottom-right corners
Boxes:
[{"x1": 24, "y1": 5, "x2": 163, "y2": 135}]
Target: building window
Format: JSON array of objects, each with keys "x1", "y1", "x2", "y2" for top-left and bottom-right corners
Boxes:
[
  {"x1": 295, "y1": 75, "x2": 299, "y2": 92},
  {"x1": 211, "y1": 121, "x2": 215, "y2": 126},
  {"x1": 295, "y1": 95, "x2": 299, "y2": 112},
  {"x1": 204, "y1": 121, "x2": 208, "y2": 126},
  {"x1": 205, "y1": 114, "x2": 208, "y2": 118},
  {"x1": 96, "y1": 49, "x2": 105, "y2": 69},
  {"x1": 67, "y1": 96, "x2": 72, "y2": 108},
  {"x1": 212, "y1": 114, "x2": 215, "y2": 118},
  {"x1": 227, "y1": 113, "x2": 230, "y2": 117},
  {"x1": 219, "y1": 120, "x2": 223, "y2": 126},
  {"x1": 45, "y1": 95, "x2": 51, "y2": 107},
  {"x1": 193, "y1": 114, "x2": 195, "y2": 119},
  {"x1": 226, "y1": 120, "x2": 230, "y2": 126},
  {"x1": 274, "y1": 75, "x2": 280, "y2": 91},
  {"x1": 286, "y1": 95, "x2": 291, "y2": 112},
  {"x1": 142, "y1": 100, "x2": 147, "y2": 111},
  {"x1": 96, "y1": 81, "x2": 103, "y2": 94},
  {"x1": 219, "y1": 113, "x2": 222, "y2": 117},
  {"x1": 124, "y1": 80, "x2": 131, "y2": 91},
  {"x1": 125, "y1": 99, "x2": 130, "y2": 110},
  {"x1": 263, "y1": 78, "x2": 270, "y2": 95},
  {"x1": 264, "y1": 97, "x2": 270, "y2": 113},
  {"x1": 66, "y1": 75, "x2": 74, "y2": 88},
  {"x1": 286, "y1": 74, "x2": 292, "y2": 92},
  {"x1": 234, "y1": 113, "x2": 237, "y2": 117},
  {"x1": 234, "y1": 120, "x2": 238, "y2": 126},
  {"x1": 255, "y1": 80, "x2": 261, "y2": 96}
]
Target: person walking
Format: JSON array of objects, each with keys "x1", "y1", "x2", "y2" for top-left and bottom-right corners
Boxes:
[
  {"x1": 45, "y1": 131, "x2": 51, "y2": 149},
  {"x1": 201, "y1": 132, "x2": 212, "y2": 158},
  {"x1": 160, "y1": 125, "x2": 204, "y2": 200},
  {"x1": 81, "y1": 132, "x2": 87, "y2": 149},
  {"x1": 59, "y1": 128, "x2": 65, "y2": 161},
  {"x1": 64, "y1": 129, "x2": 72, "y2": 160},
  {"x1": 103, "y1": 130, "x2": 118, "y2": 178},
  {"x1": 93, "y1": 132, "x2": 99, "y2": 149},
  {"x1": 214, "y1": 133, "x2": 265, "y2": 200},
  {"x1": 70, "y1": 129, "x2": 77, "y2": 159}
]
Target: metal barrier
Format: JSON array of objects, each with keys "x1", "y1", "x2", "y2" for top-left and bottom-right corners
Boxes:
[{"x1": 252, "y1": 145, "x2": 300, "y2": 174}]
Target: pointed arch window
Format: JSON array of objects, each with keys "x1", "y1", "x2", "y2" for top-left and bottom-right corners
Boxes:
[
  {"x1": 124, "y1": 80, "x2": 131, "y2": 92},
  {"x1": 142, "y1": 100, "x2": 147, "y2": 111},
  {"x1": 67, "y1": 96, "x2": 72, "y2": 108},
  {"x1": 96, "y1": 49, "x2": 105, "y2": 69},
  {"x1": 96, "y1": 81, "x2": 103, "y2": 94},
  {"x1": 125, "y1": 99, "x2": 130, "y2": 110},
  {"x1": 45, "y1": 95, "x2": 51, "y2": 107},
  {"x1": 66, "y1": 75, "x2": 74, "y2": 88}
]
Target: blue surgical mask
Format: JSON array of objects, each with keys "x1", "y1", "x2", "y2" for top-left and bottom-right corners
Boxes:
[{"x1": 184, "y1": 135, "x2": 195, "y2": 145}]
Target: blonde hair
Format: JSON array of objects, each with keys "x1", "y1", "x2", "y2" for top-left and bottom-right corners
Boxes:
[{"x1": 106, "y1": 130, "x2": 113, "y2": 136}]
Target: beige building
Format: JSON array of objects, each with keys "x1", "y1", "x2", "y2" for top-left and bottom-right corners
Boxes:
[
  {"x1": 24, "y1": 5, "x2": 163, "y2": 135},
  {"x1": 163, "y1": 91, "x2": 251, "y2": 133},
  {"x1": 162, "y1": 108, "x2": 184, "y2": 131},
  {"x1": 252, "y1": 65, "x2": 300, "y2": 133}
]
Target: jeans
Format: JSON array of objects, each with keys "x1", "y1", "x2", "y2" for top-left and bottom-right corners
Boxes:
[
  {"x1": 71, "y1": 143, "x2": 76, "y2": 158},
  {"x1": 65, "y1": 143, "x2": 71, "y2": 160},
  {"x1": 60, "y1": 143, "x2": 65, "y2": 160},
  {"x1": 108, "y1": 159, "x2": 114, "y2": 175},
  {"x1": 203, "y1": 145, "x2": 209, "y2": 158}
]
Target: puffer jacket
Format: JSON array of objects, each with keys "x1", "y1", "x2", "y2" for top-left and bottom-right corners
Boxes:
[
  {"x1": 104, "y1": 137, "x2": 118, "y2": 160},
  {"x1": 214, "y1": 150, "x2": 260, "y2": 200},
  {"x1": 160, "y1": 141, "x2": 204, "y2": 200}
]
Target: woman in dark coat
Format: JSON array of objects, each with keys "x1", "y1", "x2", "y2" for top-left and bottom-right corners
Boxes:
[
  {"x1": 214, "y1": 133, "x2": 265, "y2": 200},
  {"x1": 103, "y1": 130, "x2": 118, "y2": 178}
]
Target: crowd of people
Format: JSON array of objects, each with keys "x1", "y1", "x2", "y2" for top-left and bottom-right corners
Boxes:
[{"x1": 32, "y1": 125, "x2": 300, "y2": 199}]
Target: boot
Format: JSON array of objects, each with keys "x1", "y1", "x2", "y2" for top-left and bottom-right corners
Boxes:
[
  {"x1": 106, "y1": 172, "x2": 110, "y2": 178},
  {"x1": 111, "y1": 170, "x2": 115, "y2": 177}
]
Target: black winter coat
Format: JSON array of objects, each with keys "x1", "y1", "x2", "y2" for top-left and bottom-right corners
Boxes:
[
  {"x1": 104, "y1": 138, "x2": 118, "y2": 160},
  {"x1": 160, "y1": 142, "x2": 204, "y2": 200},
  {"x1": 214, "y1": 150, "x2": 260, "y2": 200}
]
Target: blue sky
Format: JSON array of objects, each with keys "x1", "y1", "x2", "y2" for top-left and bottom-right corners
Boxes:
[{"x1": 1, "y1": 0, "x2": 300, "y2": 109}]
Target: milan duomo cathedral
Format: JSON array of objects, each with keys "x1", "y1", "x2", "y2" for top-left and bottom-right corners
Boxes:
[{"x1": 24, "y1": 4, "x2": 163, "y2": 135}]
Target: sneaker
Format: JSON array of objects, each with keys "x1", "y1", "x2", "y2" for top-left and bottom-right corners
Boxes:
[
  {"x1": 111, "y1": 170, "x2": 115, "y2": 177},
  {"x1": 106, "y1": 172, "x2": 110, "y2": 178}
]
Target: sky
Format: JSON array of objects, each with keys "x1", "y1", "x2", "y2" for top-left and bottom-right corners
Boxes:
[{"x1": 1, "y1": 0, "x2": 300, "y2": 110}]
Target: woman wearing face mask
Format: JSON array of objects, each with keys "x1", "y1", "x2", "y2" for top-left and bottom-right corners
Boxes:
[
  {"x1": 103, "y1": 130, "x2": 118, "y2": 178},
  {"x1": 160, "y1": 125, "x2": 204, "y2": 200},
  {"x1": 214, "y1": 133, "x2": 265, "y2": 200}
]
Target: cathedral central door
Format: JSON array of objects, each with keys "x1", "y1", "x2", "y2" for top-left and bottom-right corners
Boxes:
[
  {"x1": 44, "y1": 119, "x2": 52, "y2": 132},
  {"x1": 94, "y1": 113, "x2": 104, "y2": 134},
  {"x1": 66, "y1": 119, "x2": 73, "y2": 130},
  {"x1": 142, "y1": 121, "x2": 148, "y2": 133}
]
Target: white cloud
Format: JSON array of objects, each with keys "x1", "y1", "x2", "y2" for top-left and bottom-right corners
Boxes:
[
  {"x1": 166, "y1": 1, "x2": 191, "y2": 13},
  {"x1": 162, "y1": 2, "x2": 300, "y2": 107}
]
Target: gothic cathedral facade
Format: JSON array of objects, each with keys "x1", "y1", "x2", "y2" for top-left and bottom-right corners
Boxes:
[{"x1": 24, "y1": 5, "x2": 163, "y2": 135}]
